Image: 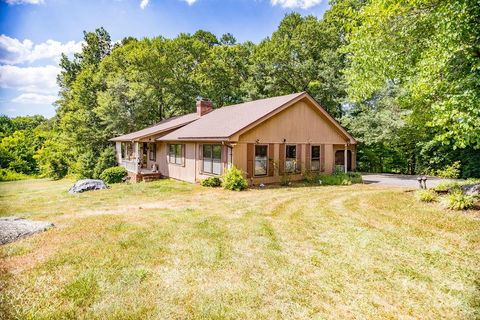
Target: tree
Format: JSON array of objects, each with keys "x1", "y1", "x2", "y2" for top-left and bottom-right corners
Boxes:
[{"x1": 250, "y1": 13, "x2": 348, "y2": 117}]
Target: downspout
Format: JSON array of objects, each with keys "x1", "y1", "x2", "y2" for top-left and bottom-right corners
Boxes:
[{"x1": 344, "y1": 143, "x2": 348, "y2": 173}]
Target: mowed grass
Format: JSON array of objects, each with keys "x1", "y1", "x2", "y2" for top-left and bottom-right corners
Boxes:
[{"x1": 0, "y1": 179, "x2": 479, "y2": 319}]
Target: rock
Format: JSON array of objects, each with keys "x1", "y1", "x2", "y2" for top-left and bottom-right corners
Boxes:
[
  {"x1": 0, "y1": 216, "x2": 54, "y2": 245},
  {"x1": 69, "y1": 179, "x2": 108, "y2": 194},
  {"x1": 461, "y1": 184, "x2": 480, "y2": 196}
]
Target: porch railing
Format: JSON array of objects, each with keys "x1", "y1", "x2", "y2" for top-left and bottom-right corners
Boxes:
[{"x1": 120, "y1": 159, "x2": 140, "y2": 173}]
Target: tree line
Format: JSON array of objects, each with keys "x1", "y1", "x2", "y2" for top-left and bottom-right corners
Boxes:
[{"x1": 1, "y1": 0, "x2": 479, "y2": 180}]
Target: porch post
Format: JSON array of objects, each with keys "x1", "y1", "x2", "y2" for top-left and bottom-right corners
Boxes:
[
  {"x1": 134, "y1": 142, "x2": 140, "y2": 173},
  {"x1": 115, "y1": 142, "x2": 122, "y2": 164},
  {"x1": 344, "y1": 144, "x2": 348, "y2": 173}
]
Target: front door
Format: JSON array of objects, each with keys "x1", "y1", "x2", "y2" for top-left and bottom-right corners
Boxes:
[{"x1": 335, "y1": 150, "x2": 352, "y2": 172}]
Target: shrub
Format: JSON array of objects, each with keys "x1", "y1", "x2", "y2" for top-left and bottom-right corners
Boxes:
[
  {"x1": 201, "y1": 176, "x2": 222, "y2": 187},
  {"x1": 304, "y1": 172, "x2": 363, "y2": 186},
  {"x1": 100, "y1": 166, "x2": 127, "y2": 184},
  {"x1": 0, "y1": 168, "x2": 32, "y2": 181},
  {"x1": 222, "y1": 166, "x2": 248, "y2": 191},
  {"x1": 93, "y1": 146, "x2": 117, "y2": 179},
  {"x1": 302, "y1": 170, "x2": 321, "y2": 184},
  {"x1": 437, "y1": 161, "x2": 461, "y2": 179},
  {"x1": 444, "y1": 191, "x2": 475, "y2": 210},
  {"x1": 416, "y1": 189, "x2": 438, "y2": 202},
  {"x1": 280, "y1": 172, "x2": 292, "y2": 186}
]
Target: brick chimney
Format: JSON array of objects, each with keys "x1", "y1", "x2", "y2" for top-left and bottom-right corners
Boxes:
[{"x1": 196, "y1": 97, "x2": 213, "y2": 116}]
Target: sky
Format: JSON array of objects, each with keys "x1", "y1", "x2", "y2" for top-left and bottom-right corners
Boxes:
[{"x1": 0, "y1": 0, "x2": 330, "y2": 118}]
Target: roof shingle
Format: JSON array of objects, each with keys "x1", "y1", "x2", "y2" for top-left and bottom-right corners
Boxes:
[
  {"x1": 158, "y1": 92, "x2": 305, "y2": 141},
  {"x1": 109, "y1": 113, "x2": 199, "y2": 142}
]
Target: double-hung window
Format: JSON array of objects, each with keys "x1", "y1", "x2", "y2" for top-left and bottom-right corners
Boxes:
[
  {"x1": 168, "y1": 144, "x2": 184, "y2": 165},
  {"x1": 254, "y1": 145, "x2": 268, "y2": 176},
  {"x1": 149, "y1": 143, "x2": 156, "y2": 161},
  {"x1": 311, "y1": 145, "x2": 320, "y2": 171},
  {"x1": 202, "y1": 144, "x2": 221, "y2": 175},
  {"x1": 285, "y1": 145, "x2": 297, "y2": 173}
]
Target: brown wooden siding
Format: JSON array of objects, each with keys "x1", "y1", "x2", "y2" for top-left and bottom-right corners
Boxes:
[
  {"x1": 296, "y1": 144, "x2": 302, "y2": 172},
  {"x1": 320, "y1": 144, "x2": 325, "y2": 172},
  {"x1": 278, "y1": 143, "x2": 285, "y2": 175},
  {"x1": 305, "y1": 143, "x2": 311, "y2": 171},
  {"x1": 246, "y1": 143, "x2": 254, "y2": 178},
  {"x1": 268, "y1": 143, "x2": 274, "y2": 176}
]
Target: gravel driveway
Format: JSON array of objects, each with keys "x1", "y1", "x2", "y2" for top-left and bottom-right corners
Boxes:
[{"x1": 361, "y1": 173, "x2": 452, "y2": 189}]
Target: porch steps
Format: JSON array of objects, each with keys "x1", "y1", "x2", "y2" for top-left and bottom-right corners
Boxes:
[{"x1": 141, "y1": 173, "x2": 163, "y2": 182}]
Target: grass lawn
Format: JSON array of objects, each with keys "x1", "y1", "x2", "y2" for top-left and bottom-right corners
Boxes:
[{"x1": 0, "y1": 179, "x2": 479, "y2": 319}]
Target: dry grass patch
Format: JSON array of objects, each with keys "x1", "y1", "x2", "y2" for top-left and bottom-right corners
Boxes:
[{"x1": 0, "y1": 179, "x2": 479, "y2": 319}]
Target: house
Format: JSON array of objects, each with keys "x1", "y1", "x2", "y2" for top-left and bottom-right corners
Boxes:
[{"x1": 109, "y1": 92, "x2": 357, "y2": 183}]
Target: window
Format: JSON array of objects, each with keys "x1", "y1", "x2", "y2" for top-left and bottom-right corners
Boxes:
[
  {"x1": 285, "y1": 145, "x2": 296, "y2": 173},
  {"x1": 168, "y1": 144, "x2": 184, "y2": 165},
  {"x1": 202, "y1": 144, "x2": 221, "y2": 175},
  {"x1": 311, "y1": 145, "x2": 320, "y2": 171},
  {"x1": 254, "y1": 145, "x2": 268, "y2": 176},
  {"x1": 149, "y1": 143, "x2": 156, "y2": 161}
]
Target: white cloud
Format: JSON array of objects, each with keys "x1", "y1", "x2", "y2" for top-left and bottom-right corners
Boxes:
[
  {"x1": 183, "y1": 0, "x2": 197, "y2": 5},
  {"x1": 12, "y1": 93, "x2": 57, "y2": 105},
  {"x1": 0, "y1": 35, "x2": 83, "y2": 65},
  {"x1": 270, "y1": 0, "x2": 322, "y2": 9},
  {"x1": 5, "y1": 0, "x2": 44, "y2": 4},
  {"x1": 140, "y1": 0, "x2": 149, "y2": 9},
  {"x1": 0, "y1": 65, "x2": 60, "y2": 94}
]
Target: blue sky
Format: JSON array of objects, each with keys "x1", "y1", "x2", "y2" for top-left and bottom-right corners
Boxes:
[{"x1": 0, "y1": 0, "x2": 330, "y2": 118}]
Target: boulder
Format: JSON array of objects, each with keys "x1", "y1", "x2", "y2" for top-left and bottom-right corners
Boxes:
[
  {"x1": 0, "y1": 216, "x2": 54, "y2": 245},
  {"x1": 461, "y1": 184, "x2": 480, "y2": 196},
  {"x1": 69, "y1": 179, "x2": 108, "y2": 194}
]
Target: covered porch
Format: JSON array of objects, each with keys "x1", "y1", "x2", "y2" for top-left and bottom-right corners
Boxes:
[
  {"x1": 115, "y1": 141, "x2": 162, "y2": 182},
  {"x1": 333, "y1": 144, "x2": 356, "y2": 173}
]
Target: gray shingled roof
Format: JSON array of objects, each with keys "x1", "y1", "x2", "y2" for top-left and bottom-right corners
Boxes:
[
  {"x1": 158, "y1": 92, "x2": 305, "y2": 141},
  {"x1": 109, "y1": 113, "x2": 199, "y2": 142}
]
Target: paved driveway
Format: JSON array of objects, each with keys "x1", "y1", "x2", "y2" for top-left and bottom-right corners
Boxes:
[{"x1": 361, "y1": 173, "x2": 451, "y2": 189}]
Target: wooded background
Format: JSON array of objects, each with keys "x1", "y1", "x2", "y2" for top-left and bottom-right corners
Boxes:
[{"x1": 1, "y1": 0, "x2": 479, "y2": 180}]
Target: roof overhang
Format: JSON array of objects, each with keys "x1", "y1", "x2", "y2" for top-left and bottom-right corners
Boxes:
[{"x1": 109, "y1": 121, "x2": 197, "y2": 142}]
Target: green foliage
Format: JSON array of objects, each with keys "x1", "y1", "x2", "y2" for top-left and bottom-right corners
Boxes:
[
  {"x1": 200, "y1": 176, "x2": 222, "y2": 187},
  {"x1": 434, "y1": 181, "x2": 461, "y2": 193},
  {"x1": 444, "y1": 191, "x2": 475, "y2": 210},
  {"x1": 344, "y1": 0, "x2": 480, "y2": 166},
  {"x1": 303, "y1": 170, "x2": 362, "y2": 186},
  {"x1": 77, "y1": 150, "x2": 97, "y2": 179},
  {"x1": 93, "y1": 146, "x2": 117, "y2": 179},
  {"x1": 35, "y1": 139, "x2": 70, "y2": 180},
  {"x1": 416, "y1": 189, "x2": 438, "y2": 202},
  {"x1": 436, "y1": 161, "x2": 461, "y2": 179},
  {"x1": 222, "y1": 166, "x2": 248, "y2": 191},
  {"x1": 0, "y1": 127, "x2": 46, "y2": 175},
  {"x1": 100, "y1": 166, "x2": 128, "y2": 184},
  {"x1": 0, "y1": 168, "x2": 32, "y2": 182}
]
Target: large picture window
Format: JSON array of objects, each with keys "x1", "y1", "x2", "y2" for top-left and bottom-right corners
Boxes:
[
  {"x1": 254, "y1": 145, "x2": 268, "y2": 176},
  {"x1": 285, "y1": 145, "x2": 296, "y2": 173},
  {"x1": 202, "y1": 144, "x2": 221, "y2": 175},
  {"x1": 311, "y1": 145, "x2": 320, "y2": 171},
  {"x1": 169, "y1": 144, "x2": 184, "y2": 165},
  {"x1": 149, "y1": 143, "x2": 156, "y2": 161}
]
